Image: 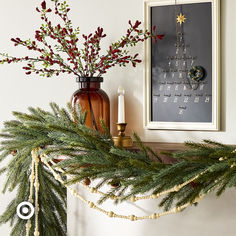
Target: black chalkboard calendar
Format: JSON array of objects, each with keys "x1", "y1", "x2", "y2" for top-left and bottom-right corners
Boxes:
[{"x1": 144, "y1": 0, "x2": 220, "y2": 130}]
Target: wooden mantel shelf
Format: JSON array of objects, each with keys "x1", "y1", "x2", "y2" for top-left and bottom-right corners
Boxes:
[
  {"x1": 133, "y1": 142, "x2": 187, "y2": 163},
  {"x1": 143, "y1": 142, "x2": 186, "y2": 151}
]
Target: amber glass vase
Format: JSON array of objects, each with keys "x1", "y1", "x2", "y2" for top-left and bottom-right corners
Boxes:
[{"x1": 71, "y1": 77, "x2": 110, "y2": 132}]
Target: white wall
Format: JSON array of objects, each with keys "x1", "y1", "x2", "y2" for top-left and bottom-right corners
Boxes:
[{"x1": 0, "y1": 0, "x2": 236, "y2": 235}]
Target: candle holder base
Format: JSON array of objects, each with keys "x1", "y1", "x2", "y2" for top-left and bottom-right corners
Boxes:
[
  {"x1": 112, "y1": 123, "x2": 133, "y2": 148},
  {"x1": 113, "y1": 136, "x2": 133, "y2": 148}
]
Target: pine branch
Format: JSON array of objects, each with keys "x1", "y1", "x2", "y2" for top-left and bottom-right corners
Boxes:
[{"x1": 1, "y1": 102, "x2": 236, "y2": 234}]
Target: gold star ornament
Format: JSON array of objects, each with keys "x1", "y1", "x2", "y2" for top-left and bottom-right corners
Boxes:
[{"x1": 177, "y1": 13, "x2": 187, "y2": 25}]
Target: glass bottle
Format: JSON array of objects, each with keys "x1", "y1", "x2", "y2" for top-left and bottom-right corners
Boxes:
[{"x1": 71, "y1": 77, "x2": 110, "y2": 132}]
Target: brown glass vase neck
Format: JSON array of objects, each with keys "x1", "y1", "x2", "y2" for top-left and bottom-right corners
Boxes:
[{"x1": 76, "y1": 77, "x2": 103, "y2": 89}]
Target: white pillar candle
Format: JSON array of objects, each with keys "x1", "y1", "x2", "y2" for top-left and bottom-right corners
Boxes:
[{"x1": 118, "y1": 86, "x2": 125, "y2": 123}]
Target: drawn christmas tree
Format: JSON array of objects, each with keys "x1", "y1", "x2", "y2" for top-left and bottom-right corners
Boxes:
[{"x1": 160, "y1": 8, "x2": 209, "y2": 115}]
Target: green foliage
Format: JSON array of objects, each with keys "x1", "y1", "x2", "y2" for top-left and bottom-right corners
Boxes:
[
  {"x1": 0, "y1": 101, "x2": 236, "y2": 234},
  {"x1": 0, "y1": 104, "x2": 71, "y2": 235}
]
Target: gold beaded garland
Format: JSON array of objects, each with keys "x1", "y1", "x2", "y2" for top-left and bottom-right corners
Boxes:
[
  {"x1": 37, "y1": 150, "x2": 207, "y2": 222},
  {"x1": 151, "y1": 213, "x2": 158, "y2": 219},
  {"x1": 48, "y1": 156, "x2": 206, "y2": 205},
  {"x1": 108, "y1": 211, "x2": 114, "y2": 217},
  {"x1": 26, "y1": 149, "x2": 40, "y2": 236}
]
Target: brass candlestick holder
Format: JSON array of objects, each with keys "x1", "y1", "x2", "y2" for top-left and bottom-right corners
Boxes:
[{"x1": 113, "y1": 123, "x2": 133, "y2": 147}]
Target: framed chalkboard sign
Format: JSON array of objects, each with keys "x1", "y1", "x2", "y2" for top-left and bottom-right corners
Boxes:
[{"x1": 144, "y1": 0, "x2": 220, "y2": 130}]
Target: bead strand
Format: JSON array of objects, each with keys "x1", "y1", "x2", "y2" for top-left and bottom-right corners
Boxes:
[
  {"x1": 49, "y1": 157, "x2": 207, "y2": 203},
  {"x1": 34, "y1": 151, "x2": 40, "y2": 236},
  {"x1": 26, "y1": 153, "x2": 36, "y2": 236},
  {"x1": 39, "y1": 151, "x2": 206, "y2": 222}
]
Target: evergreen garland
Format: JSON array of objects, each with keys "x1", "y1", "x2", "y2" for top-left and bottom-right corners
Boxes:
[{"x1": 0, "y1": 102, "x2": 236, "y2": 234}]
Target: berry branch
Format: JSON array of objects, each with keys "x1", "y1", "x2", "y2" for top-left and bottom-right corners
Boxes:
[{"x1": 0, "y1": 0, "x2": 163, "y2": 78}]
